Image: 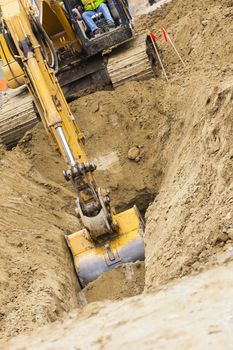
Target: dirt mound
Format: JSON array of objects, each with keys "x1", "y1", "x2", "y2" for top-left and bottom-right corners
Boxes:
[
  {"x1": 0, "y1": 146, "x2": 79, "y2": 342},
  {"x1": 5, "y1": 261, "x2": 233, "y2": 350},
  {"x1": 145, "y1": 78, "x2": 233, "y2": 290},
  {"x1": 141, "y1": 0, "x2": 233, "y2": 290},
  {"x1": 81, "y1": 262, "x2": 145, "y2": 303}
]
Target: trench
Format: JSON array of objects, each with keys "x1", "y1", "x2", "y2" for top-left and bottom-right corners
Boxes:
[{"x1": 21, "y1": 121, "x2": 151, "y2": 305}]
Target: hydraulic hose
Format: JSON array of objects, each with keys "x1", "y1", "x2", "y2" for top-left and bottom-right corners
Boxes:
[{"x1": 31, "y1": 16, "x2": 59, "y2": 73}]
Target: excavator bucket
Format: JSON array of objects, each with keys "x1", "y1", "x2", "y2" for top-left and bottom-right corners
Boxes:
[{"x1": 65, "y1": 206, "x2": 145, "y2": 287}]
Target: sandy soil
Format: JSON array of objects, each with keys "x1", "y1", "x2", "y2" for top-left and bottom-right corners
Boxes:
[
  {"x1": 130, "y1": 0, "x2": 172, "y2": 17},
  {"x1": 81, "y1": 262, "x2": 145, "y2": 303},
  {"x1": 140, "y1": 0, "x2": 233, "y2": 290},
  {"x1": 0, "y1": 145, "x2": 79, "y2": 341},
  {"x1": 5, "y1": 260, "x2": 233, "y2": 350},
  {"x1": 0, "y1": 0, "x2": 233, "y2": 347}
]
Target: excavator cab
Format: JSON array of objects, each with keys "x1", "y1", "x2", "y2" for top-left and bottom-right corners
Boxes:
[
  {"x1": 62, "y1": 0, "x2": 134, "y2": 56},
  {"x1": 70, "y1": 2, "x2": 118, "y2": 39},
  {"x1": 31, "y1": 0, "x2": 136, "y2": 96}
]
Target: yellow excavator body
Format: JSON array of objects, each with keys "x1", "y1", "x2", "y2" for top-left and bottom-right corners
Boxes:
[
  {"x1": 0, "y1": 33, "x2": 24, "y2": 88},
  {"x1": 38, "y1": 0, "x2": 82, "y2": 52}
]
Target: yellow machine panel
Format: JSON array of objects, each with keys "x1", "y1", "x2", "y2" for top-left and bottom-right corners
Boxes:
[
  {"x1": 66, "y1": 207, "x2": 144, "y2": 287},
  {"x1": 0, "y1": 34, "x2": 24, "y2": 88}
]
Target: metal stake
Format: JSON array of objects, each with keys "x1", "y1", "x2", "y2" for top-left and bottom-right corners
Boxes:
[
  {"x1": 162, "y1": 28, "x2": 186, "y2": 67},
  {"x1": 148, "y1": 32, "x2": 169, "y2": 82}
]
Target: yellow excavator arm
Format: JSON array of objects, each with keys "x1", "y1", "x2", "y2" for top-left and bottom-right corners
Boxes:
[{"x1": 0, "y1": 0, "x2": 144, "y2": 286}]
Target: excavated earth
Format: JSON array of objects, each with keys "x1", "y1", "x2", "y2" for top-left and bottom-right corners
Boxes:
[{"x1": 1, "y1": 0, "x2": 233, "y2": 348}]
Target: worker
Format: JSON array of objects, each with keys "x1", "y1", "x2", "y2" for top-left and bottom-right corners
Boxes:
[{"x1": 81, "y1": 0, "x2": 115, "y2": 36}]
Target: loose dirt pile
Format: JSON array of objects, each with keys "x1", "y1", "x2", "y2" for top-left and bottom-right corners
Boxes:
[
  {"x1": 145, "y1": 76, "x2": 233, "y2": 290},
  {"x1": 6, "y1": 261, "x2": 233, "y2": 350},
  {"x1": 138, "y1": 0, "x2": 233, "y2": 290},
  {"x1": 1, "y1": 0, "x2": 233, "y2": 348},
  {"x1": 81, "y1": 262, "x2": 145, "y2": 303},
  {"x1": 0, "y1": 145, "x2": 79, "y2": 341}
]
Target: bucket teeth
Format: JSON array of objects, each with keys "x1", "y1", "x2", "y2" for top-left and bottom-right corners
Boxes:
[{"x1": 65, "y1": 206, "x2": 145, "y2": 287}]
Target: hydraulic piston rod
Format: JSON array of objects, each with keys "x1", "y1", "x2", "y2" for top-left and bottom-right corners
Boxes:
[{"x1": 56, "y1": 126, "x2": 76, "y2": 167}]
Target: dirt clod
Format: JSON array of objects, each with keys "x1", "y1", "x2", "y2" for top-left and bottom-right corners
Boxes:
[
  {"x1": 127, "y1": 146, "x2": 140, "y2": 161},
  {"x1": 81, "y1": 262, "x2": 145, "y2": 303}
]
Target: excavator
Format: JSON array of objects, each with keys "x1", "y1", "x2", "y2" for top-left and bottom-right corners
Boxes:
[
  {"x1": 0, "y1": 0, "x2": 156, "y2": 148},
  {"x1": 0, "y1": 0, "x2": 154, "y2": 286}
]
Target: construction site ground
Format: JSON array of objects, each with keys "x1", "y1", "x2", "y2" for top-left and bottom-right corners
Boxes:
[{"x1": 1, "y1": 0, "x2": 233, "y2": 348}]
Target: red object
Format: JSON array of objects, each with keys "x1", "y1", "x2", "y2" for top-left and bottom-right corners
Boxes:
[
  {"x1": 161, "y1": 28, "x2": 168, "y2": 43},
  {"x1": 0, "y1": 79, "x2": 7, "y2": 91},
  {"x1": 150, "y1": 32, "x2": 157, "y2": 41}
]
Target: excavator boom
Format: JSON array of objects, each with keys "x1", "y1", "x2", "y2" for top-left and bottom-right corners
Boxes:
[{"x1": 0, "y1": 0, "x2": 144, "y2": 287}]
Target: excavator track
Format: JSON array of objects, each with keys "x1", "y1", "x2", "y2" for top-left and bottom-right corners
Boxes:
[
  {"x1": 107, "y1": 35, "x2": 155, "y2": 88},
  {"x1": 0, "y1": 87, "x2": 38, "y2": 148}
]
